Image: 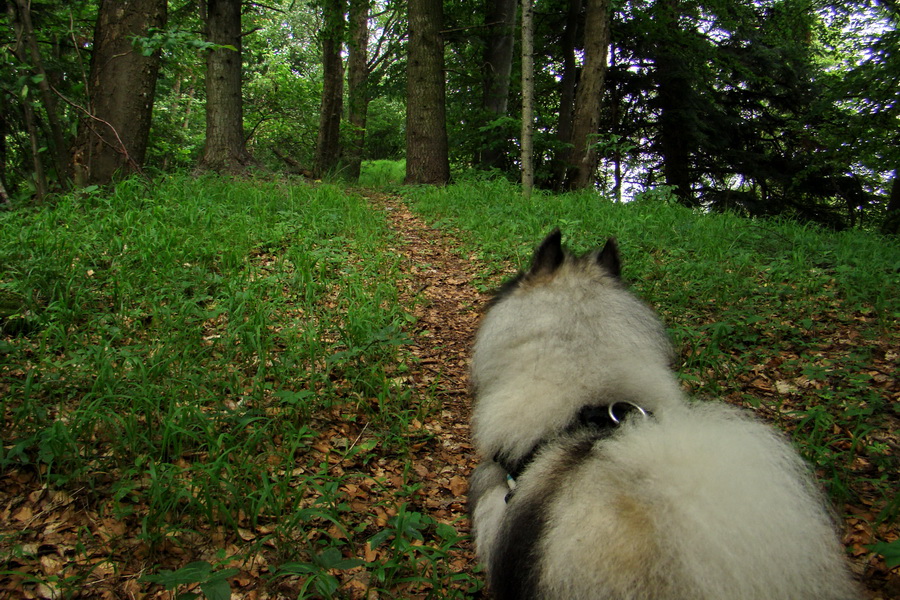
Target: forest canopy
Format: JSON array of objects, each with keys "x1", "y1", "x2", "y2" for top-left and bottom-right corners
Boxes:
[{"x1": 0, "y1": 0, "x2": 898, "y2": 231}]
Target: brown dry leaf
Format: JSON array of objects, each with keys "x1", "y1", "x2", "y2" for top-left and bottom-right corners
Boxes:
[
  {"x1": 12, "y1": 505, "x2": 34, "y2": 523},
  {"x1": 39, "y1": 554, "x2": 64, "y2": 577},
  {"x1": 447, "y1": 475, "x2": 467, "y2": 497},
  {"x1": 34, "y1": 582, "x2": 61, "y2": 600}
]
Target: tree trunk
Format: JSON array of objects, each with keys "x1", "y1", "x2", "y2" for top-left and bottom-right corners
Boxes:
[
  {"x1": 405, "y1": 0, "x2": 450, "y2": 185},
  {"x1": 653, "y1": 0, "x2": 695, "y2": 205},
  {"x1": 23, "y1": 96, "x2": 48, "y2": 200},
  {"x1": 11, "y1": 0, "x2": 70, "y2": 190},
  {"x1": 345, "y1": 0, "x2": 369, "y2": 181},
  {"x1": 200, "y1": 0, "x2": 253, "y2": 172},
  {"x1": 72, "y1": 0, "x2": 166, "y2": 186},
  {"x1": 521, "y1": 0, "x2": 534, "y2": 197},
  {"x1": 7, "y1": 2, "x2": 42, "y2": 199},
  {"x1": 565, "y1": 0, "x2": 610, "y2": 190},
  {"x1": 882, "y1": 170, "x2": 900, "y2": 235},
  {"x1": 656, "y1": 58, "x2": 694, "y2": 204},
  {"x1": 315, "y1": 0, "x2": 346, "y2": 179},
  {"x1": 608, "y1": 45, "x2": 623, "y2": 202},
  {"x1": 479, "y1": 0, "x2": 518, "y2": 169},
  {"x1": 0, "y1": 109, "x2": 7, "y2": 201},
  {"x1": 550, "y1": 0, "x2": 582, "y2": 189}
]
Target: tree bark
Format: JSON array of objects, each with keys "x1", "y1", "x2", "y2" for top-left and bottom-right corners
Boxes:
[
  {"x1": 882, "y1": 170, "x2": 900, "y2": 235},
  {"x1": 479, "y1": 0, "x2": 518, "y2": 169},
  {"x1": 200, "y1": 0, "x2": 253, "y2": 172},
  {"x1": 565, "y1": 0, "x2": 610, "y2": 190},
  {"x1": 653, "y1": 0, "x2": 695, "y2": 205},
  {"x1": 0, "y1": 109, "x2": 7, "y2": 201},
  {"x1": 315, "y1": 0, "x2": 346, "y2": 179},
  {"x1": 521, "y1": 0, "x2": 534, "y2": 197},
  {"x1": 345, "y1": 0, "x2": 369, "y2": 181},
  {"x1": 22, "y1": 95, "x2": 48, "y2": 199},
  {"x1": 405, "y1": 0, "x2": 450, "y2": 185},
  {"x1": 550, "y1": 0, "x2": 582, "y2": 189},
  {"x1": 71, "y1": 0, "x2": 166, "y2": 186},
  {"x1": 11, "y1": 0, "x2": 70, "y2": 190},
  {"x1": 7, "y1": 2, "x2": 41, "y2": 199}
]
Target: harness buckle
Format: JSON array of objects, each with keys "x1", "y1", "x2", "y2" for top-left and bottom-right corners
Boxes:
[{"x1": 608, "y1": 401, "x2": 649, "y2": 424}]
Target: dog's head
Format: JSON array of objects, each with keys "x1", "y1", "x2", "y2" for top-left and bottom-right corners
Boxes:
[
  {"x1": 470, "y1": 230, "x2": 681, "y2": 460},
  {"x1": 490, "y1": 229, "x2": 622, "y2": 306}
]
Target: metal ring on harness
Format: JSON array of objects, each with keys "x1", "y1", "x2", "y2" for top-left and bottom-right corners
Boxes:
[{"x1": 607, "y1": 401, "x2": 649, "y2": 424}]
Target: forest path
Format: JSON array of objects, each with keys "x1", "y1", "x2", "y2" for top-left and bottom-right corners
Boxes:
[{"x1": 365, "y1": 190, "x2": 492, "y2": 588}]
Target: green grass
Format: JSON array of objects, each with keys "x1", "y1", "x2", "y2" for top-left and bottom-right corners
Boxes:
[
  {"x1": 0, "y1": 174, "x2": 479, "y2": 598},
  {"x1": 358, "y1": 160, "x2": 406, "y2": 188},
  {"x1": 405, "y1": 178, "x2": 900, "y2": 522}
]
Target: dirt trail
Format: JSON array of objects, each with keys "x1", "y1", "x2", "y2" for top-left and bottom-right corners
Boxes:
[{"x1": 369, "y1": 192, "x2": 492, "y2": 584}]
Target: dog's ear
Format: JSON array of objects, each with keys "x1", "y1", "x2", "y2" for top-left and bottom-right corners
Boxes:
[
  {"x1": 530, "y1": 229, "x2": 565, "y2": 277},
  {"x1": 597, "y1": 238, "x2": 621, "y2": 278}
]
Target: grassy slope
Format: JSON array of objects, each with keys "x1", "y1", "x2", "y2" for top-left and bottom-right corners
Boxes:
[
  {"x1": 405, "y1": 177, "x2": 899, "y2": 573},
  {"x1": 0, "y1": 174, "x2": 475, "y2": 598}
]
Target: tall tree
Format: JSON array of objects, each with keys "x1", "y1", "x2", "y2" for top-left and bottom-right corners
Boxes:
[
  {"x1": 479, "y1": 0, "x2": 518, "y2": 169},
  {"x1": 314, "y1": 0, "x2": 346, "y2": 178},
  {"x1": 565, "y1": 0, "x2": 611, "y2": 189},
  {"x1": 200, "y1": 0, "x2": 253, "y2": 172},
  {"x1": 345, "y1": 0, "x2": 369, "y2": 181},
  {"x1": 9, "y1": 0, "x2": 71, "y2": 193},
  {"x1": 650, "y1": 0, "x2": 695, "y2": 203},
  {"x1": 549, "y1": 0, "x2": 583, "y2": 189},
  {"x1": 8, "y1": 2, "x2": 46, "y2": 199},
  {"x1": 521, "y1": 0, "x2": 534, "y2": 196},
  {"x1": 71, "y1": 0, "x2": 167, "y2": 186},
  {"x1": 405, "y1": 0, "x2": 450, "y2": 184},
  {"x1": 883, "y1": 173, "x2": 900, "y2": 234}
]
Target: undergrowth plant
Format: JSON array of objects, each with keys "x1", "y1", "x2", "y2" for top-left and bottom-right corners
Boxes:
[{"x1": 358, "y1": 160, "x2": 406, "y2": 188}]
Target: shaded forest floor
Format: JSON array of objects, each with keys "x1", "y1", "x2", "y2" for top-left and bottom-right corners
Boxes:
[{"x1": 1, "y1": 184, "x2": 897, "y2": 599}]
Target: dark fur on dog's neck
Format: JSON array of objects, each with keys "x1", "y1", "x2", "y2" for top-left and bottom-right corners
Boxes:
[{"x1": 494, "y1": 401, "x2": 648, "y2": 483}]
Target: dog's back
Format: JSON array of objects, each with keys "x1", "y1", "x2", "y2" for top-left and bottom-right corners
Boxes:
[{"x1": 468, "y1": 231, "x2": 860, "y2": 600}]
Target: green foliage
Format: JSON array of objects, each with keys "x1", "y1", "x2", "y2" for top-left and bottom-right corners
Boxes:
[
  {"x1": 0, "y1": 173, "x2": 402, "y2": 470},
  {"x1": 141, "y1": 560, "x2": 240, "y2": 600},
  {"x1": 4, "y1": 0, "x2": 895, "y2": 232},
  {"x1": 143, "y1": 14, "x2": 209, "y2": 171},
  {"x1": 243, "y1": 2, "x2": 323, "y2": 171},
  {"x1": 363, "y1": 98, "x2": 407, "y2": 161},
  {"x1": 137, "y1": 28, "x2": 236, "y2": 55},
  {"x1": 0, "y1": 2, "x2": 97, "y2": 195},
  {"x1": 359, "y1": 160, "x2": 406, "y2": 187},
  {"x1": 366, "y1": 504, "x2": 481, "y2": 596},
  {"x1": 273, "y1": 548, "x2": 365, "y2": 598},
  {"x1": 869, "y1": 539, "x2": 900, "y2": 569}
]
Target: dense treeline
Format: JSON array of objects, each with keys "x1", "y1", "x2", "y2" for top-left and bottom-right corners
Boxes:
[{"x1": 0, "y1": 0, "x2": 897, "y2": 231}]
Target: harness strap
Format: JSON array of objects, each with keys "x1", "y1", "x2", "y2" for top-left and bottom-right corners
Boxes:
[{"x1": 495, "y1": 401, "x2": 651, "y2": 496}]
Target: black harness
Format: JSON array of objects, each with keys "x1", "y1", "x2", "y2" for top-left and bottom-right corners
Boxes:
[{"x1": 494, "y1": 402, "x2": 650, "y2": 497}]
